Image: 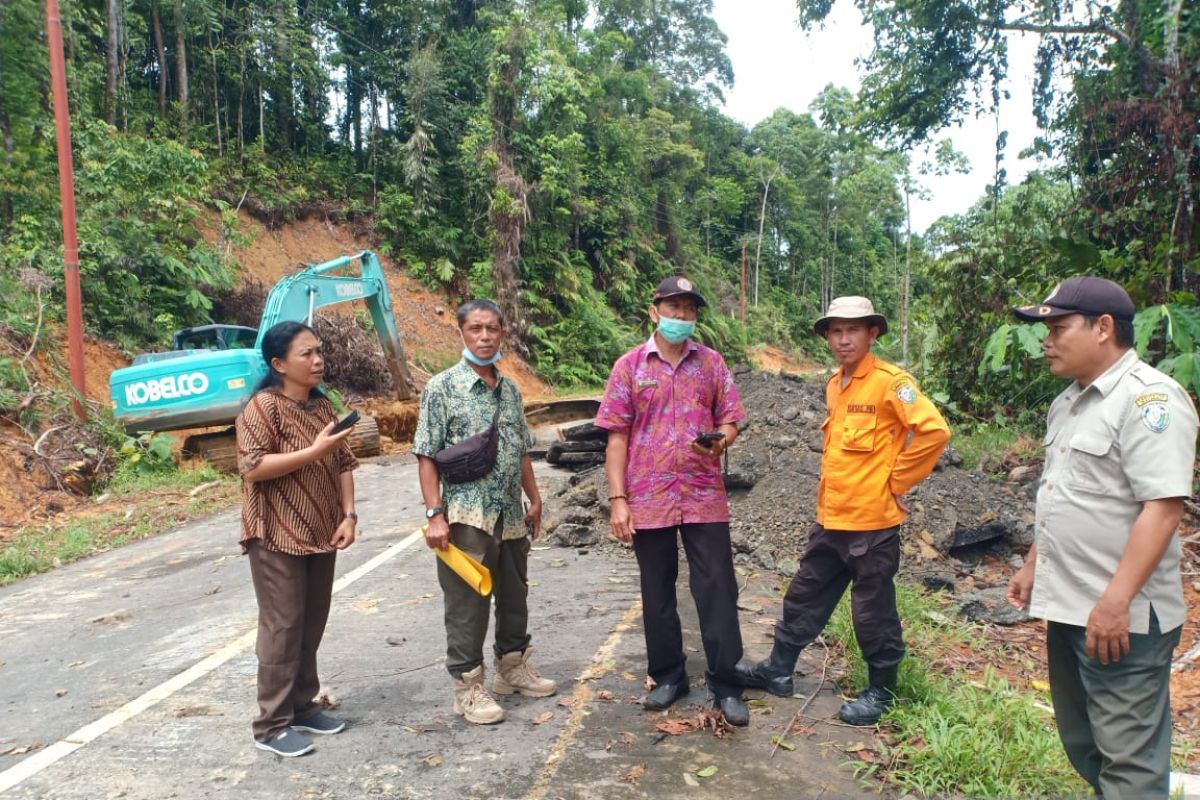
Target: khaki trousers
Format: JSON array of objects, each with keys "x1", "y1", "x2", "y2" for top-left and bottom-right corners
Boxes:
[
  {"x1": 247, "y1": 541, "x2": 337, "y2": 741},
  {"x1": 438, "y1": 521, "x2": 531, "y2": 678}
]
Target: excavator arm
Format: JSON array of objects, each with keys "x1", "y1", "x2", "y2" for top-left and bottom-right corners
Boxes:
[{"x1": 258, "y1": 251, "x2": 416, "y2": 400}]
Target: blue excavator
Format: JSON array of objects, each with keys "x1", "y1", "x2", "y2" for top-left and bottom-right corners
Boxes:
[{"x1": 109, "y1": 251, "x2": 415, "y2": 468}]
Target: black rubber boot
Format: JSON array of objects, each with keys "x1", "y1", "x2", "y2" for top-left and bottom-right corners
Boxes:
[
  {"x1": 733, "y1": 641, "x2": 802, "y2": 697},
  {"x1": 838, "y1": 665, "x2": 898, "y2": 726}
]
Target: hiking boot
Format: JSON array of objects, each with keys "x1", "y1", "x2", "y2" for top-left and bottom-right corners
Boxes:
[
  {"x1": 493, "y1": 647, "x2": 557, "y2": 697},
  {"x1": 255, "y1": 728, "x2": 314, "y2": 757},
  {"x1": 453, "y1": 665, "x2": 505, "y2": 724},
  {"x1": 734, "y1": 641, "x2": 802, "y2": 697},
  {"x1": 292, "y1": 710, "x2": 346, "y2": 735},
  {"x1": 838, "y1": 665, "x2": 898, "y2": 726}
]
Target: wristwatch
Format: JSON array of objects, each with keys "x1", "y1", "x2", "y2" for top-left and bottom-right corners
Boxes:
[
  {"x1": 344, "y1": 511, "x2": 358, "y2": 522},
  {"x1": 425, "y1": 506, "x2": 444, "y2": 519}
]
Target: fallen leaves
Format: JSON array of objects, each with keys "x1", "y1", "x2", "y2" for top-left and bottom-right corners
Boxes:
[
  {"x1": 770, "y1": 735, "x2": 795, "y2": 751},
  {"x1": 619, "y1": 763, "x2": 646, "y2": 785},
  {"x1": 653, "y1": 708, "x2": 731, "y2": 738},
  {"x1": 1, "y1": 743, "x2": 44, "y2": 756},
  {"x1": 532, "y1": 711, "x2": 554, "y2": 725},
  {"x1": 418, "y1": 754, "x2": 443, "y2": 768},
  {"x1": 354, "y1": 598, "x2": 381, "y2": 614},
  {"x1": 695, "y1": 765, "x2": 719, "y2": 778}
]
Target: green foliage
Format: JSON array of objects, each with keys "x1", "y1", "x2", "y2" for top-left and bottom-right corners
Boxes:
[
  {"x1": 877, "y1": 668, "x2": 1085, "y2": 798},
  {"x1": 114, "y1": 433, "x2": 178, "y2": 480},
  {"x1": 826, "y1": 584, "x2": 1085, "y2": 797},
  {"x1": 0, "y1": 467, "x2": 237, "y2": 586},
  {"x1": 978, "y1": 301, "x2": 1200, "y2": 404}
]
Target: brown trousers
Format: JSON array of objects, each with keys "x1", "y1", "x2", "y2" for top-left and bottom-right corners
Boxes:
[
  {"x1": 438, "y1": 521, "x2": 531, "y2": 678},
  {"x1": 247, "y1": 541, "x2": 337, "y2": 741}
]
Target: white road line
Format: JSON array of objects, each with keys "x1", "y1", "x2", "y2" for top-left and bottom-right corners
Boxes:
[{"x1": 0, "y1": 528, "x2": 426, "y2": 795}]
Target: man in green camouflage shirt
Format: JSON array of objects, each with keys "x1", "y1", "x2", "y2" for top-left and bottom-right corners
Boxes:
[{"x1": 413, "y1": 299, "x2": 556, "y2": 725}]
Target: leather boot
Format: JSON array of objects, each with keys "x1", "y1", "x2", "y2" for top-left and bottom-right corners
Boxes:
[
  {"x1": 837, "y1": 664, "x2": 898, "y2": 726},
  {"x1": 733, "y1": 641, "x2": 802, "y2": 697}
]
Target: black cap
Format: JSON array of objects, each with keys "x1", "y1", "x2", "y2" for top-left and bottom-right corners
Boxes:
[
  {"x1": 652, "y1": 275, "x2": 706, "y2": 308},
  {"x1": 1013, "y1": 276, "x2": 1135, "y2": 323}
]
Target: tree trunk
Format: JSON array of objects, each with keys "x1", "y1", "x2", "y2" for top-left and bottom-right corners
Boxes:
[
  {"x1": 104, "y1": 0, "x2": 119, "y2": 124},
  {"x1": 0, "y1": 88, "x2": 12, "y2": 224},
  {"x1": 487, "y1": 23, "x2": 531, "y2": 355},
  {"x1": 210, "y1": 31, "x2": 221, "y2": 155},
  {"x1": 754, "y1": 164, "x2": 780, "y2": 307},
  {"x1": 150, "y1": 0, "x2": 167, "y2": 116},
  {"x1": 174, "y1": 0, "x2": 188, "y2": 118}
]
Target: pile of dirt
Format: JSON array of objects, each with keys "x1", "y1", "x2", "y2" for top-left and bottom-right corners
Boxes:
[
  {"x1": 538, "y1": 364, "x2": 1200, "y2": 731},
  {"x1": 542, "y1": 366, "x2": 1036, "y2": 621}
]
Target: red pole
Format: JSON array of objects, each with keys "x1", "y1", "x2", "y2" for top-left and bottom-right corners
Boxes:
[
  {"x1": 46, "y1": 0, "x2": 87, "y2": 419},
  {"x1": 740, "y1": 240, "x2": 747, "y2": 323}
]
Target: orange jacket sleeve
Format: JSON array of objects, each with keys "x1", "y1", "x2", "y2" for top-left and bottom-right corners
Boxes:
[{"x1": 884, "y1": 374, "x2": 951, "y2": 497}]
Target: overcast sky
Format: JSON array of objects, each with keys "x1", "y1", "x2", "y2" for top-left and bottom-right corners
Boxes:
[{"x1": 709, "y1": 0, "x2": 1049, "y2": 232}]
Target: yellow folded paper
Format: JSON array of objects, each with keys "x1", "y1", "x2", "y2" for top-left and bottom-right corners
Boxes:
[{"x1": 435, "y1": 542, "x2": 493, "y2": 596}]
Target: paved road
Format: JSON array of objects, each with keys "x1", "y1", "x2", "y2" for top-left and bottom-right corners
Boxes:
[{"x1": 0, "y1": 456, "x2": 868, "y2": 799}]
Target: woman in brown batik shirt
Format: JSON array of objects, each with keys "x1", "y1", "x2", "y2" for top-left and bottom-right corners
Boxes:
[{"x1": 236, "y1": 320, "x2": 358, "y2": 758}]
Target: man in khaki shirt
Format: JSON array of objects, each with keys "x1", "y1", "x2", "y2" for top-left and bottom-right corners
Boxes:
[{"x1": 1007, "y1": 276, "x2": 1197, "y2": 798}]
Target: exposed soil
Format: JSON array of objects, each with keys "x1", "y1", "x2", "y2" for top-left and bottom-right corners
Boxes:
[
  {"x1": 2, "y1": 210, "x2": 553, "y2": 535},
  {"x1": 747, "y1": 343, "x2": 822, "y2": 375},
  {"x1": 538, "y1": 366, "x2": 1200, "y2": 758}
]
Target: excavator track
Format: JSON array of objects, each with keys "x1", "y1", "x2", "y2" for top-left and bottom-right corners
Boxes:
[{"x1": 183, "y1": 414, "x2": 381, "y2": 473}]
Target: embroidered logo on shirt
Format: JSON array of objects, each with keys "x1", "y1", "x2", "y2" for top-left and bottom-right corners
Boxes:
[
  {"x1": 1134, "y1": 391, "x2": 1169, "y2": 407},
  {"x1": 846, "y1": 404, "x2": 876, "y2": 414},
  {"x1": 895, "y1": 384, "x2": 916, "y2": 405},
  {"x1": 1141, "y1": 402, "x2": 1170, "y2": 433}
]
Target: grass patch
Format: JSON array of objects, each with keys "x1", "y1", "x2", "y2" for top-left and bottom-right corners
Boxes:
[
  {"x1": 825, "y1": 582, "x2": 1088, "y2": 798},
  {"x1": 0, "y1": 467, "x2": 239, "y2": 586},
  {"x1": 951, "y1": 423, "x2": 1042, "y2": 473}
]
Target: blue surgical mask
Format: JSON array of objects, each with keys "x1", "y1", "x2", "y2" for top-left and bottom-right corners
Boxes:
[
  {"x1": 463, "y1": 346, "x2": 502, "y2": 367},
  {"x1": 657, "y1": 316, "x2": 695, "y2": 345}
]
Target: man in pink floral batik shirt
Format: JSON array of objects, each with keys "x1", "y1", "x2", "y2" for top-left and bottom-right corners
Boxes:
[{"x1": 597, "y1": 275, "x2": 750, "y2": 727}]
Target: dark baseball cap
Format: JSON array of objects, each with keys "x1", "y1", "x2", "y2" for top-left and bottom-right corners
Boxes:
[
  {"x1": 1012, "y1": 276, "x2": 1135, "y2": 323},
  {"x1": 652, "y1": 275, "x2": 706, "y2": 308}
]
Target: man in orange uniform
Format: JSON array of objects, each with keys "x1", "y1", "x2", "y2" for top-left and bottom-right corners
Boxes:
[{"x1": 736, "y1": 296, "x2": 950, "y2": 725}]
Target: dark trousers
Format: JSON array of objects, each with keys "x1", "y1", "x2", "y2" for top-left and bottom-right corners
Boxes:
[
  {"x1": 247, "y1": 541, "x2": 337, "y2": 741},
  {"x1": 776, "y1": 524, "x2": 905, "y2": 671},
  {"x1": 632, "y1": 522, "x2": 744, "y2": 699},
  {"x1": 438, "y1": 520, "x2": 532, "y2": 678},
  {"x1": 1047, "y1": 611, "x2": 1181, "y2": 799}
]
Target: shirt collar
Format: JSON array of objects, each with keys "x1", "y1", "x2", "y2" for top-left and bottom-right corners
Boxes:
[
  {"x1": 449, "y1": 358, "x2": 503, "y2": 394},
  {"x1": 645, "y1": 334, "x2": 699, "y2": 362},
  {"x1": 836, "y1": 352, "x2": 876, "y2": 385},
  {"x1": 1078, "y1": 348, "x2": 1138, "y2": 398}
]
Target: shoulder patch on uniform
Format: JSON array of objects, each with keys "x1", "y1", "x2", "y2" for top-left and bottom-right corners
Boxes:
[
  {"x1": 888, "y1": 374, "x2": 918, "y2": 405},
  {"x1": 1140, "y1": 399, "x2": 1170, "y2": 433},
  {"x1": 1134, "y1": 391, "x2": 1169, "y2": 407}
]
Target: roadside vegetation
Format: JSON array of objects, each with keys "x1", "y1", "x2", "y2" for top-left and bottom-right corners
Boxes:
[
  {"x1": 0, "y1": 465, "x2": 238, "y2": 587},
  {"x1": 825, "y1": 584, "x2": 1087, "y2": 797}
]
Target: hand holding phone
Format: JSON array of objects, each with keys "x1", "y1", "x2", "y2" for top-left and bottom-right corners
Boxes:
[
  {"x1": 693, "y1": 431, "x2": 725, "y2": 446},
  {"x1": 330, "y1": 409, "x2": 360, "y2": 435}
]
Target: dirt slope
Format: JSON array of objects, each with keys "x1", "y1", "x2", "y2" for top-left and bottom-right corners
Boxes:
[{"x1": 0, "y1": 210, "x2": 551, "y2": 529}]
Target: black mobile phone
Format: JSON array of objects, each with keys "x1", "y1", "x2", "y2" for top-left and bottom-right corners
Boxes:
[
  {"x1": 330, "y1": 410, "x2": 360, "y2": 434},
  {"x1": 694, "y1": 431, "x2": 726, "y2": 445}
]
